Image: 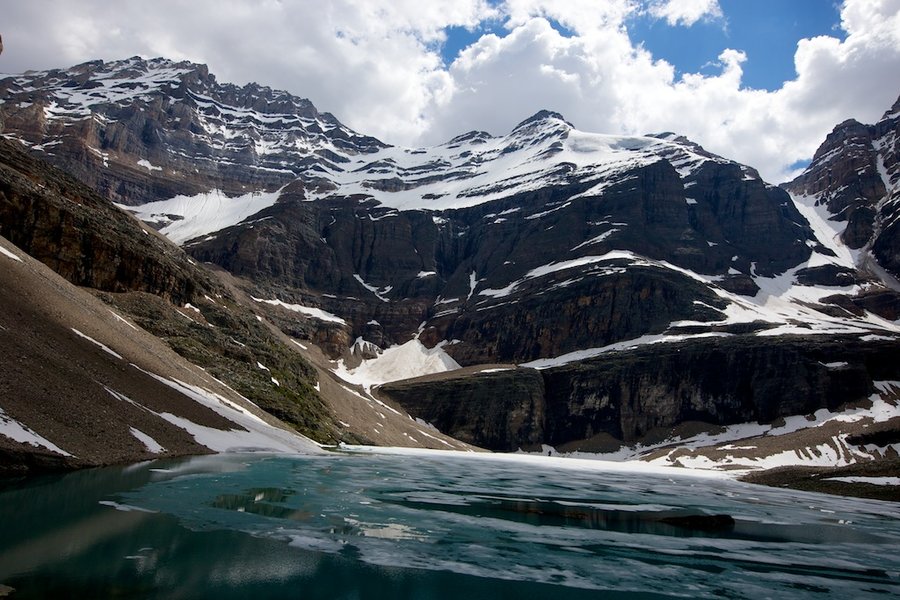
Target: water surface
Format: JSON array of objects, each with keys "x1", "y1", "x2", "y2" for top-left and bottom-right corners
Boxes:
[{"x1": 1, "y1": 451, "x2": 898, "y2": 598}]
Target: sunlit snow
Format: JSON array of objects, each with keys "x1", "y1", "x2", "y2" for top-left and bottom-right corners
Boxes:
[
  {"x1": 111, "y1": 368, "x2": 321, "y2": 454},
  {"x1": 334, "y1": 338, "x2": 460, "y2": 391},
  {"x1": 129, "y1": 427, "x2": 165, "y2": 454},
  {"x1": 122, "y1": 188, "x2": 283, "y2": 245},
  {"x1": 71, "y1": 328, "x2": 123, "y2": 360}
]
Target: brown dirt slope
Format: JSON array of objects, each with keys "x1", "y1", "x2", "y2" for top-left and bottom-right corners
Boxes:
[{"x1": 0, "y1": 234, "x2": 319, "y2": 474}]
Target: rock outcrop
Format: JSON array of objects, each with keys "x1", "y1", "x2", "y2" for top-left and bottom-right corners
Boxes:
[
  {"x1": 2, "y1": 59, "x2": 825, "y2": 364},
  {"x1": 0, "y1": 136, "x2": 207, "y2": 303},
  {"x1": 0, "y1": 231, "x2": 321, "y2": 474},
  {"x1": 0, "y1": 136, "x2": 336, "y2": 444}
]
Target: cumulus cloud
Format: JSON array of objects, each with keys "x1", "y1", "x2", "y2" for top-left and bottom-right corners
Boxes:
[
  {"x1": 647, "y1": 0, "x2": 723, "y2": 27},
  {"x1": 423, "y1": 0, "x2": 900, "y2": 182},
  {"x1": 0, "y1": 0, "x2": 898, "y2": 183}
]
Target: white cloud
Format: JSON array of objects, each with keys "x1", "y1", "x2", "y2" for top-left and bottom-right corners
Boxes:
[
  {"x1": 647, "y1": 0, "x2": 723, "y2": 27},
  {"x1": 423, "y1": 0, "x2": 900, "y2": 182},
  {"x1": 0, "y1": 0, "x2": 898, "y2": 184},
  {"x1": 502, "y1": 0, "x2": 639, "y2": 32}
]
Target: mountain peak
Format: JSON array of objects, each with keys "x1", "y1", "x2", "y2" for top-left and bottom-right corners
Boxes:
[
  {"x1": 881, "y1": 94, "x2": 900, "y2": 122},
  {"x1": 511, "y1": 110, "x2": 573, "y2": 133}
]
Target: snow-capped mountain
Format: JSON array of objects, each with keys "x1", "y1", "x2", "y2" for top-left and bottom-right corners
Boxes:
[
  {"x1": 785, "y1": 96, "x2": 900, "y2": 281},
  {"x1": 2, "y1": 57, "x2": 899, "y2": 465},
  {"x1": 0, "y1": 56, "x2": 383, "y2": 205}
]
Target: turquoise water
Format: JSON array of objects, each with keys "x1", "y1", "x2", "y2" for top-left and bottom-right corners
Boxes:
[{"x1": 0, "y1": 451, "x2": 898, "y2": 598}]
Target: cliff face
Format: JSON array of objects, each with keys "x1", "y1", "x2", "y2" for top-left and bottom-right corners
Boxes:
[
  {"x1": 785, "y1": 96, "x2": 900, "y2": 277},
  {"x1": 2, "y1": 58, "x2": 827, "y2": 364},
  {"x1": 185, "y1": 147, "x2": 813, "y2": 364},
  {"x1": 0, "y1": 137, "x2": 205, "y2": 303},
  {"x1": 380, "y1": 336, "x2": 900, "y2": 451}
]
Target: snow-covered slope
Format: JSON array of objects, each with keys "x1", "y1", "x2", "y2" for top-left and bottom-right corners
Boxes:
[
  {"x1": 5, "y1": 58, "x2": 891, "y2": 369},
  {"x1": 302, "y1": 111, "x2": 748, "y2": 212},
  {"x1": 120, "y1": 188, "x2": 284, "y2": 244},
  {"x1": 334, "y1": 337, "x2": 460, "y2": 391},
  {"x1": 0, "y1": 56, "x2": 384, "y2": 207},
  {"x1": 119, "y1": 110, "x2": 753, "y2": 237}
]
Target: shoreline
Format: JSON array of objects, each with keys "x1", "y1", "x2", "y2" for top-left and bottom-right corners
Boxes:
[{"x1": 3, "y1": 444, "x2": 898, "y2": 503}]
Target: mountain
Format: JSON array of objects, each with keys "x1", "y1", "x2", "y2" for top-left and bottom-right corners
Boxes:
[
  {"x1": 2, "y1": 57, "x2": 899, "y2": 491},
  {"x1": 0, "y1": 56, "x2": 383, "y2": 206},
  {"x1": 0, "y1": 134, "x2": 469, "y2": 473},
  {"x1": 0, "y1": 212, "x2": 321, "y2": 474},
  {"x1": 785, "y1": 97, "x2": 900, "y2": 281}
]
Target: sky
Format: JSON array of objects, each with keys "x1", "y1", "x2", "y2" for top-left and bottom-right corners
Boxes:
[{"x1": 2, "y1": 0, "x2": 899, "y2": 183}]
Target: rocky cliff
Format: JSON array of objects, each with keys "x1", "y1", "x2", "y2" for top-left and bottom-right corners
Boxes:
[
  {"x1": 2, "y1": 58, "x2": 833, "y2": 364},
  {"x1": 380, "y1": 336, "x2": 900, "y2": 452},
  {"x1": 785, "y1": 96, "x2": 900, "y2": 278},
  {"x1": 0, "y1": 136, "x2": 334, "y2": 444}
]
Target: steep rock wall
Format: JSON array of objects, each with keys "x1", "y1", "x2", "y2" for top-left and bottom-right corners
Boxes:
[{"x1": 380, "y1": 336, "x2": 900, "y2": 451}]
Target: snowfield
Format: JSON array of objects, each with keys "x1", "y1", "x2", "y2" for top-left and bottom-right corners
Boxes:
[
  {"x1": 334, "y1": 338, "x2": 460, "y2": 392},
  {"x1": 122, "y1": 188, "x2": 283, "y2": 245}
]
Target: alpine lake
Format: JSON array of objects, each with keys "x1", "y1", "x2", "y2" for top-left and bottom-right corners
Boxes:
[{"x1": 1, "y1": 449, "x2": 898, "y2": 599}]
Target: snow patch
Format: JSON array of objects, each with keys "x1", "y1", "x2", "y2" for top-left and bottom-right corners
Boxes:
[
  {"x1": 125, "y1": 370, "x2": 320, "y2": 454},
  {"x1": 123, "y1": 187, "x2": 283, "y2": 245},
  {"x1": 129, "y1": 427, "x2": 165, "y2": 454},
  {"x1": 0, "y1": 245, "x2": 23, "y2": 262},
  {"x1": 824, "y1": 476, "x2": 900, "y2": 486},
  {"x1": 0, "y1": 406, "x2": 72, "y2": 456},
  {"x1": 570, "y1": 229, "x2": 620, "y2": 251},
  {"x1": 137, "y1": 159, "x2": 162, "y2": 172},
  {"x1": 334, "y1": 338, "x2": 460, "y2": 391},
  {"x1": 251, "y1": 297, "x2": 347, "y2": 325},
  {"x1": 353, "y1": 274, "x2": 392, "y2": 303},
  {"x1": 467, "y1": 271, "x2": 478, "y2": 301},
  {"x1": 71, "y1": 328, "x2": 123, "y2": 360},
  {"x1": 523, "y1": 332, "x2": 728, "y2": 369}
]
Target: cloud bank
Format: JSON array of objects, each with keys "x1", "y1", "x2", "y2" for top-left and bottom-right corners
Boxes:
[{"x1": 1, "y1": 0, "x2": 898, "y2": 183}]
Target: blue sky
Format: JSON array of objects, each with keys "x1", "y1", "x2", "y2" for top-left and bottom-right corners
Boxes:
[
  {"x1": 441, "y1": 1, "x2": 845, "y2": 92},
  {"x1": 630, "y1": 0, "x2": 844, "y2": 91},
  {"x1": 2, "y1": 0, "x2": 898, "y2": 183}
]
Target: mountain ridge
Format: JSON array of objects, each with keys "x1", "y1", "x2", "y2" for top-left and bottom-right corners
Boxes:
[{"x1": 1, "y1": 57, "x2": 899, "y2": 490}]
